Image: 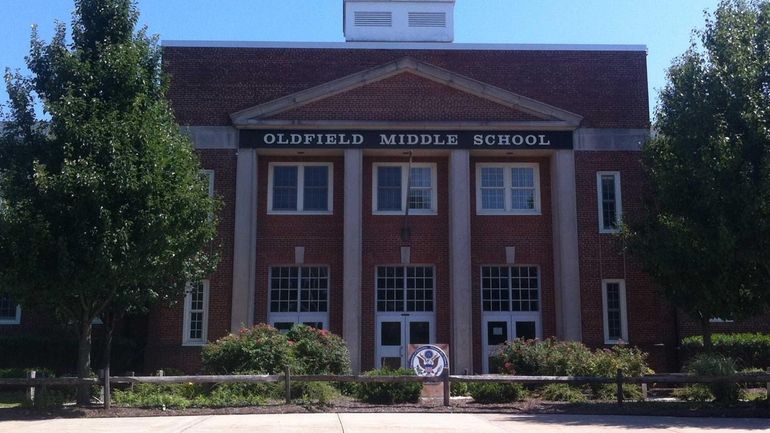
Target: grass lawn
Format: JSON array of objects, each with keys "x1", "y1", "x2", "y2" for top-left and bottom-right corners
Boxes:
[{"x1": 0, "y1": 392, "x2": 25, "y2": 409}]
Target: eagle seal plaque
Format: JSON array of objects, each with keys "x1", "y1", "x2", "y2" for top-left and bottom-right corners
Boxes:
[{"x1": 408, "y1": 344, "x2": 449, "y2": 377}]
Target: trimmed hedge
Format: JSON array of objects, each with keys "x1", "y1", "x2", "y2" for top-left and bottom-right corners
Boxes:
[
  {"x1": 681, "y1": 333, "x2": 770, "y2": 369},
  {"x1": 491, "y1": 338, "x2": 653, "y2": 377},
  {"x1": 354, "y1": 368, "x2": 422, "y2": 404}
]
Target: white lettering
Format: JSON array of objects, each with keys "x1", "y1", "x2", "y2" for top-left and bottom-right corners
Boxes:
[
  {"x1": 525, "y1": 135, "x2": 537, "y2": 145},
  {"x1": 380, "y1": 134, "x2": 396, "y2": 146},
  {"x1": 263, "y1": 133, "x2": 276, "y2": 145},
  {"x1": 538, "y1": 134, "x2": 551, "y2": 146},
  {"x1": 447, "y1": 135, "x2": 458, "y2": 145},
  {"x1": 473, "y1": 135, "x2": 483, "y2": 146}
]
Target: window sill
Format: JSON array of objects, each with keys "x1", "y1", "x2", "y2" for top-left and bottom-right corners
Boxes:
[
  {"x1": 599, "y1": 229, "x2": 621, "y2": 234},
  {"x1": 0, "y1": 321, "x2": 20, "y2": 325},
  {"x1": 182, "y1": 341, "x2": 206, "y2": 347},
  {"x1": 476, "y1": 210, "x2": 541, "y2": 216},
  {"x1": 604, "y1": 339, "x2": 628, "y2": 345},
  {"x1": 267, "y1": 210, "x2": 333, "y2": 216}
]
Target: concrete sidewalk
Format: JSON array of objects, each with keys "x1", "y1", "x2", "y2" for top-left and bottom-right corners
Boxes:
[{"x1": 1, "y1": 413, "x2": 769, "y2": 433}]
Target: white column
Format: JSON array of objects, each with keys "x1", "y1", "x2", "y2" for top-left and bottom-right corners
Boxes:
[
  {"x1": 551, "y1": 149, "x2": 582, "y2": 340},
  {"x1": 343, "y1": 148, "x2": 363, "y2": 373},
  {"x1": 231, "y1": 148, "x2": 258, "y2": 332},
  {"x1": 449, "y1": 149, "x2": 473, "y2": 373}
]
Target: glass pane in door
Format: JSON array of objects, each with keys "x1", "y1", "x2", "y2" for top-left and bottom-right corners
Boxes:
[
  {"x1": 409, "y1": 321, "x2": 430, "y2": 345},
  {"x1": 381, "y1": 321, "x2": 401, "y2": 346},
  {"x1": 515, "y1": 321, "x2": 536, "y2": 340},
  {"x1": 487, "y1": 321, "x2": 508, "y2": 345}
]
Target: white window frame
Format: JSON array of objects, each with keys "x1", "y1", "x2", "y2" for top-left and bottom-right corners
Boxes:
[
  {"x1": 0, "y1": 296, "x2": 21, "y2": 325},
  {"x1": 267, "y1": 266, "x2": 330, "y2": 331},
  {"x1": 182, "y1": 280, "x2": 210, "y2": 346},
  {"x1": 597, "y1": 171, "x2": 622, "y2": 233},
  {"x1": 372, "y1": 163, "x2": 437, "y2": 216},
  {"x1": 602, "y1": 279, "x2": 628, "y2": 344},
  {"x1": 267, "y1": 162, "x2": 333, "y2": 215},
  {"x1": 476, "y1": 163, "x2": 541, "y2": 215}
]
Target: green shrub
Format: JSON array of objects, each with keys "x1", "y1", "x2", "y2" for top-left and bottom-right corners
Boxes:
[
  {"x1": 681, "y1": 333, "x2": 770, "y2": 370},
  {"x1": 491, "y1": 338, "x2": 653, "y2": 378},
  {"x1": 672, "y1": 385, "x2": 713, "y2": 402},
  {"x1": 202, "y1": 383, "x2": 270, "y2": 407},
  {"x1": 113, "y1": 384, "x2": 197, "y2": 409},
  {"x1": 592, "y1": 383, "x2": 644, "y2": 401},
  {"x1": 291, "y1": 382, "x2": 339, "y2": 404},
  {"x1": 468, "y1": 382, "x2": 525, "y2": 403},
  {"x1": 540, "y1": 384, "x2": 586, "y2": 403},
  {"x1": 684, "y1": 354, "x2": 741, "y2": 403},
  {"x1": 286, "y1": 325, "x2": 351, "y2": 375},
  {"x1": 202, "y1": 324, "x2": 293, "y2": 374},
  {"x1": 450, "y1": 381, "x2": 469, "y2": 397},
  {"x1": 355, "y1": 368, "x2": 421, "y2": 404}
]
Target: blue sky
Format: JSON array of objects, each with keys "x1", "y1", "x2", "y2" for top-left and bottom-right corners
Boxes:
[{"x1": 0, "y1": 0, "x2": 721, "y2": 120}]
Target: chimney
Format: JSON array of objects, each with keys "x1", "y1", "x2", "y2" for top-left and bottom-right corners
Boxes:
[{"x1": 343, "y1": 0, "x2": 455, "y2": 43}]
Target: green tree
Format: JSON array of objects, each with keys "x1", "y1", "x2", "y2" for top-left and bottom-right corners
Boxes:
[
  {"x1": 624, "y1": 0, "x2": 770, "y2": 350},
  {"x1": 0, "y1": 0, "x2": 218, "y2": 404}
]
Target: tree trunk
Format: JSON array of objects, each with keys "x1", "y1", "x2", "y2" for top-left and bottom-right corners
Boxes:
[
  {"x1": 700, "y1": 317, "x2": 713, "y2": 353},
  {"x1": 76, "y1": 319, "x2": 93, "y2": 405}
]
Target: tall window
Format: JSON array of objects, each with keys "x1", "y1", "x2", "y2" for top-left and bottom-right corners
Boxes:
[
  {"x1": 376, "y1": 266, "x2": 434, "y2": 312},
  {"x1": 373, "y1": 163, "x2": 436, "y2": 215},
  {"x1": 183, "y1": 280, "x2": 209, "y2": 346},
  {"x1": 476, "y1": 163, "x2": 540, "y2": 214},
  {"x1": 481, "y1": 266, "x2": 540, "y2": 312},
  {"x1": 269, "y1": 266, "x2": 329, "y2": 331},
  {"x1": 602, "y1": 279, "x2": 628, "y2": 344},
  {"x1": 0, "y1": 294, "x2": 21, "y2": 325},
  {"x1": 268, "y1": 163, "x2": 332, "y2": 213},
  {"x1": 597, "y1": 172, "x2": 622, "y2": 233}
]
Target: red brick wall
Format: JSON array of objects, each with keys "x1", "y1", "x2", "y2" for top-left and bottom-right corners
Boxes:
[
  {"x1": 164, "y1": 47, "x2": 649, "y2": 129},
  {"x1": 469, "y1": 156, "x2": 555, "y2": 373},
  {"x1": 145, "y1": 149, "x2": 237, "y2": 373},
  {"x1": 271, "y1": 73, "x2": 540, "y2": 122},
  {"x1": 574, "y1": 151, "x2": 678, "y2": 372},
  {"x1": 361, "y1": 155, "x2": 450, "y2": 370},
  {"x1": 254, "y1": 155, "x2": 345, "y2": 337}
]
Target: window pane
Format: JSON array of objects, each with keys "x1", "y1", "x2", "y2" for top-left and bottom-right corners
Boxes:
[
  {"x1": 481, "y1": 167, "x2": 504, "y2": 188},
  {"x1": 377, "y1": 166, "x2": 402, "y2": 211},
  {"x1": 381, "y1": 322, "x2": 401, "y2": 346},
  {"x1": 270, "y1": 267, "x2": 299, "y2": 312},
  {"x1": 481, "y1": 266, "x2": 510, "y2": 311},
  {"x1": 515, "y1": 321, "x2": 537, "y2": 340},
  {"x1": 480, "y1": 167, "x2": 505, "y2": 210},
  {"x1": 410, "y1": 167, "x2": 431, "y2": 187},
  {"x1": 303, "y1": 166, "x2": 329, "y2": 211},
  {"x1": 511, "y1": 189, "x2": 535, "y2": 210},
  {"x1": 487, "y1": 321, "x2": 508, "y2": 345},
  {"x1": 601, "y1": 175, "x2": 618, "y2": 230},
  {"x1": 408, "y1": 188, "x2": 432, "y2": 210},
  {"x1": 377, "y1": 266, "x2": 405, "y2": 311},
  {"x1": 511, "y1": 266, "x2": 539, "y2": 312},
  {"x1": 409, "y1": 321, "x2": 430, "y2": 345},
  {"x1": 0, "y1": 294, "x2": 17, "y2": 320},
  {"x1": 511, "y1": 167, "x2": 534, "y2": 188},
  {"x1": 606, "y1": 282, "x2": 623, "y2": 340},
  {"x1": 273, "y1": 166, "x2": 298, "y2": 210},
  {"x1": 300, "y1": 266, "x2": 329, "y2": 312},
  {"x1": 406, "y1": 266, "x2": 433, "y2": 312}
]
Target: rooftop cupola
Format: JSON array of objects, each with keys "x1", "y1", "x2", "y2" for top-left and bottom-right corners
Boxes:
[{"x1": 343, "y1": 0, "x2": 455, "y2": 42}]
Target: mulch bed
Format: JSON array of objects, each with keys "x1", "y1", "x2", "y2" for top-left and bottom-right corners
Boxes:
[{"x1": 1, "y1": 397, "x2": 768, "y2": 420}]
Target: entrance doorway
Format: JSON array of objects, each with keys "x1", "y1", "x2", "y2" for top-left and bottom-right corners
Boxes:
[
  {"x1": 374, "y1": 264, "x2": 436, "y2": 369},
  {"x1": 482, "y1": 314, "x2": 541, "y2": 373},
  {"x1": 376, "y1": 313, "x2": 435, "y2": 369}
]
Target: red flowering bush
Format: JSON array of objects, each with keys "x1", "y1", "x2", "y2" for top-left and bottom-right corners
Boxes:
[{"x1": 286, "y1": 324, "x2": 351, "y2": 375}]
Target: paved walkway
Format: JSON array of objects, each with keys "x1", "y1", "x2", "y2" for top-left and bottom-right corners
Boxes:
[{"x1": 1, "y1": 413, "x2": 769, "y2": 433}]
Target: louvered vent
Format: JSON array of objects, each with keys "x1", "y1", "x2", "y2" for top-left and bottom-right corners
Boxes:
[
  {"x1": 354, "y1": 11, "x2": 393, "y2": 27},
  {"x1": 408, "y1": 12, "x2": 446, "y2": 27}
]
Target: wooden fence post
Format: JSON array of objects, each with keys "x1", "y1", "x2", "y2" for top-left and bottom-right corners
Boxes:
[
  {"x1": 766, "y1": 367, "x2": 769, "y2": 398},
  {"x1": 442, "y1": 366, "x2": 450, "y2": 407},
  {"x1": 616, "y1": 369, "x2": 623, "y2": 406},
  {"x1": 103, "y1": 366, "x2": 111, "y2": 410},
  {"x1": 284, "y1": 365, "x2": 291, "y2": 404},
  {"x1": 25, "y1": 370, "x2": 35, "y2": 406}
]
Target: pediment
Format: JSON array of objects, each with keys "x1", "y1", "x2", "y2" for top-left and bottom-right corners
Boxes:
[{"x1": 230, "y1": 57, "x2": 583, "y2": 128}]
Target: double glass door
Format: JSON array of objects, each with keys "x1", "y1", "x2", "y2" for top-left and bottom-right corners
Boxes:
[
  {"x1": 482, "y1": 313, "x2": 541, "y2": 373},
  {"x1": 376, "y1": 313, "x2": 434, "y2": 369}
]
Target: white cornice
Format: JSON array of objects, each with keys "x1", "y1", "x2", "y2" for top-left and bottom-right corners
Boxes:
[{"x1": 162, "y1": 40, "x2": 647, "y2": 52}]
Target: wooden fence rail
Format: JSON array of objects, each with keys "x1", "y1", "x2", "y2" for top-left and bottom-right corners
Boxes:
[{"x1": 3, "y1": 368, "x2": 769, "y2": 409}]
